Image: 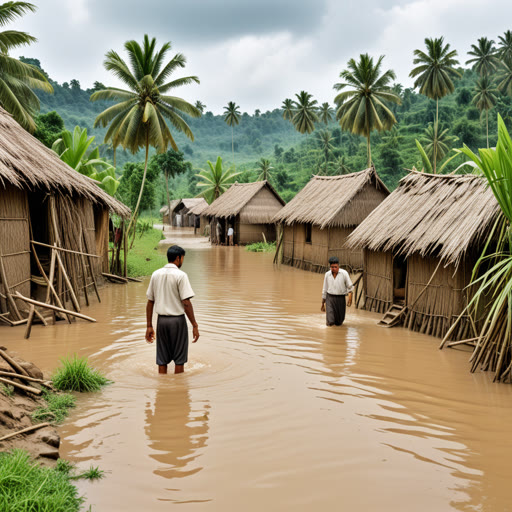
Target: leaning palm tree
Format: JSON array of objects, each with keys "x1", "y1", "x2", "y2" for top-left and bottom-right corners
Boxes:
[
  {"x1": 473, "y1": 76, "x2": 498, "y2": 148},
  {"x1": 0, "y1": 1, "x2": 53, "y2": 131},
  {"x1": 334, "y1": 53, "x2": 400, "y2": 166},
  {"x1": 91, "y1": 35, "x2": 200, "y2": 236},
  {"x1": 409, "y1": 37, "x2": 461, "y2": 169},
  {"x1": 223, "y1": 101, "x2": 241, "y2": 167},
  {"x1": 195, "y1": 156, "x2": 240, "y2": 203},
  {"x1": 316, "y1": 129, "x2": 334, "y2": 172},
  {"x1": 282, "y1": 98, "x2": 294, "y2": 121},
  {"x1": 498, "y1": 30, "x2": 512, "y2": 65},
  {"x1": 319, "y1": 102, "x2": 334, "y2": 125},
  {"x1": 256, "y1": 158, "x2": 274, "y2": 181},
  {"x1": 466, "y1": 37, "x2": 500, "y2": 77}
]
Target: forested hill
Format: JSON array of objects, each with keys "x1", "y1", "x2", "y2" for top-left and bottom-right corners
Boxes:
[{"x1": 24, "y1": 56, "x2": 512, "y2": 201}]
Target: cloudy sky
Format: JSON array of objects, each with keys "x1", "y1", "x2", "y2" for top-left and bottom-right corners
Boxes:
[{"x1": 14, "y1": 0, "x2": 512, "y2": 113}]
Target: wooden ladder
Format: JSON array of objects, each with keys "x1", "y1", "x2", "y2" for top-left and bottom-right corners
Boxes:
[{"x1": 378, "y1": 302, "x2": 405, "y2": 327}]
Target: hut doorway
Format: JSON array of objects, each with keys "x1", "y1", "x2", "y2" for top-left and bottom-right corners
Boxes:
[{"x1": 392, "y1": 254, "x2": 407, "y2": 303}]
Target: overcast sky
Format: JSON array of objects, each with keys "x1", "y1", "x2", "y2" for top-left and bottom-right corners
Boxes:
[{"x1": 14, "y1": 0, "x2": 512, "y2": 114}]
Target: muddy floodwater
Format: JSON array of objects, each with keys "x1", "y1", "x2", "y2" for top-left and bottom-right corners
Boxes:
[{"x1": 4, "y1": 229, "x2": 512, "y2": 511}]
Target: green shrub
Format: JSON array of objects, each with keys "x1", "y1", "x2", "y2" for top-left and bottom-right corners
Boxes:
[
  {"x1": 0, "y1": 449, "x2": 84, "y2": 512},
  {"x1": 76, "y1": 466, "x2": 105, "y2": 481},
  {"x1": 245, "y1": 242, "x2": 276, "y2": 253},
  {"x1": 32, "y1": 390, "x2": 76, "y2": 424},
  {"x1": 52, "y1": 355, "x2": 110, "y2": 392}
]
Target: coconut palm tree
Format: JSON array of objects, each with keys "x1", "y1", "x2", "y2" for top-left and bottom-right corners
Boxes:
[
  {"x1": 473, "y1": 76, "x2": 498, "y2": 148},
  {"x1": 195, "y1": 156, "x2": 240, "y2": 203},
  {"x1": 316, "y1": 129, "x2": 334, "y2": 172},
  {"x1": 91, "y1": 34, "x2": 200, "y2": 235},
  {"x1": 333, "y1": 155, "x2": 351, "y2": 175},
  {"x1": 420, "y1": 121, "x2": 457, "y2": 166},
  {"x1": 498, "y1": 30, "x2": 512, "y2": 65},
  {"x1": 409, "y1": 37, "x2": 461, "y2": 170},
  {"x1": 0, "y1": 1, "x2": 53, "y2": 131},
  {"x1": 281, "y1": 98, "x2": 294, "y2": 121},
  {"x1": 292, "y1": 90, "x2": 319, "y2": 135},
  {"x1": 195, "y1": 100, "x2": 206, "y2": 114},
  {"x1": 223, "y1": 101, "x2": 241, "y2": 166},
  {"x1": 319, "y1": 102, "x2": 334, "y2": 125},
  {"x1": 497, "y1": 60, "x2": 512, "y2": 97},
  {"x1": 334, "y1": 53, "x2": 400, "y2": 167},
  {"x1": 466, "y1": 37, "x2": 500, "y2": 77},
  {"x1": 256, "y1": 158, "x2": 274, "y2": 181}
]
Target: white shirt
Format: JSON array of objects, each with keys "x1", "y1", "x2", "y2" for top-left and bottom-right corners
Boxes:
[
  {"x1": 228, "y1": 228, "x2": 234, "y2": 236},
  {"x1": 146, "y1": 264, "x2": 195, "y2": 316},
  {"x1": 322, "y1": 269, "x2": 353, "y2": 299}
]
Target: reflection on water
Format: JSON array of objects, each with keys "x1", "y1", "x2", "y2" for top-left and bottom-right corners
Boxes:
[{"x1": 3, "y1": 229, "x2": 512, "y2": 511}]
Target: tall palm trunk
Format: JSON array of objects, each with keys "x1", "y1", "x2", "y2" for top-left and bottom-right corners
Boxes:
[
  {"x1": 165, "y1": 172, "x2": 171, "y2": 226},
  {"x1": 126, "y1": 130, "x2": 149, "y2": 238},
  {"x1": 366, "y1": 130, "x2": 372, "y2": 167},
  {"x1": 433, "y1": 99, "x2": 439, "y2": 173},
  {"x1": 231, "y1": 126, "x2": 235, "y2": 169}
]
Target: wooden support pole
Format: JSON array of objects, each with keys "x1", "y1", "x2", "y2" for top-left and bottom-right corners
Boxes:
[
  {"x1": 24, "y1": 305, "x2": 36, "y2": 339},
  {"x1": 102, "y1": 272, "x2": 128, "y2": 283},
  {"x1": 0, "y1": 255, "x2": 22, "y2": 321},
  {"x1": 30, "y1": 240, "x2": 100, "y2": 258},
  {"x1": 44, "y1": 248, "x2": 57, "y2": 306},
  {"x1": 54, "y1": 249, "x2": 81, "y2": 312},
  {"x1": 0, "y1": 371, "x2": 52, "y2": 387},
  {"x1": 0, "y1": 376, "x2": 41, "y2": 395},
  {"x1": 14, "y1": 292, "x2": 96, "y2": 323},
  {"x1": 0, "y1": 422, "x2": 51, "y2": 442}
]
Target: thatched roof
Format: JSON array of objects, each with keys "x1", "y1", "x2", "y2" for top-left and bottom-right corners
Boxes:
[
  {"x1": 177, "y1": 198, "x2": 208, "y2": 214},
  {"x1": 0, "y1": 107, "x2": 130, "y2": 217},
  {"x1": 186, "y1": 198, "x2": 209, "y2": 215},
  {"x1": 273, "y1": 167, "x2": 389, "y2": 228},
  {"x1": 160, "y1": 199, "x2": 181, "y2": 216},
  {"x1": 203, "y1": 181, "x2": 285, "y2": 223},
  {"x1": 347, "y1": 171, "x2": 501, "y2": 265}
]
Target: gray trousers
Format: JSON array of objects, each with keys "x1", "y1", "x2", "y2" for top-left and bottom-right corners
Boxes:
[
  {"x1": 156, "y1": 315, "x2": 189, "y2": 365},
  {"x1": 326, "y1": 293, "x2": 346, "y2": 326}
]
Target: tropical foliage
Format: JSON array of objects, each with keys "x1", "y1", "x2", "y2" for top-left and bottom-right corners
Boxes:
[
  {"x1": 256, "y1": 158, "x2": 274, "y2": 181},
  {"x1": 195, "y1": 156, "x2": 240, "y2": 203},
  {"x1": 224, "y1": 101, "x2": 241, "y2": 165}
]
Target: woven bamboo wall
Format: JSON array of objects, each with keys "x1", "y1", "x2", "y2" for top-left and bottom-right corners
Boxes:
[
  {"x1": 94, "y1": 207, "x2": 109, "y2": 273},
  {"x1": 327, "y1": 226, "x2": 363, "y2": 271},
  {"x1": 238, "y1": 223, "x2": 276, "y2": 244},
  {"x1": 0, "y1": 185, "x2": 30, "y2": 317},
  {"x1": 283, "y1": 224, "x2": 294, "y2": 262},
  {"x1": 363, "y1": 249, "x2": 393, "y2": 314},
  {"x1": 301, "y1": 226, "x2": 328, "y2": 272}
]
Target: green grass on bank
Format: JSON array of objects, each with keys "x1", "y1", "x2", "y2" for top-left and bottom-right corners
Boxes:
[
  {"x1": 245, "y1": 242, "x2": 276, "y2": 253},
  {"x1": 122, "y1": 226, "x2": 166, "y2": 278},
  {"x1": 52, "y1": 355, "x2": 110, "y2": 393},
  {"x1": 32, "y1": 390, "x2": 76, "y2": 424}
]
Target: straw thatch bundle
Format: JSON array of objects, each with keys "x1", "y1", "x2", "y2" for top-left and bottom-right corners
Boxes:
[
  {"x1": 348, "y1": 171, "x2": 500, "y2": 267},
  {"x1": 203, "y1": 181, "x2": 285, "y2": 224},
  {"x1": 273, "y1": 167, "x2": 388, "y2": 229},
  {"x1": 0, "y1": 108, "x2": 129, "y2": 217}
]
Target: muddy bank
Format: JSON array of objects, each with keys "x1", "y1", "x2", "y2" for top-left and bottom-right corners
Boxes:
[{"x1": 0, "y1": 348, "x2": 60, "y2": 464}]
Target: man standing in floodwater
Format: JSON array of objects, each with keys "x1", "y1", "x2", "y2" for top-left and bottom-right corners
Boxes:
[
  {"x1": 227, "y1": 225, "x2": 234, "y2": 246},
  {"x1": 321, "y1": 256, "x2": 353, "y2": 326},
  {"x1": 145, "y1": 245, "x2": 200, "y2": 374}
]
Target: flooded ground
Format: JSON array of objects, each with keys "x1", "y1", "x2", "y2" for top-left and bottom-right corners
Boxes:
[{"x1": 3, "y1": 228, "x2": 512, "y2": 511}]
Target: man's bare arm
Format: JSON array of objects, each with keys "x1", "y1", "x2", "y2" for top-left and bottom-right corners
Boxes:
[
  {"x1": 182, "y1": 298, "x2": 200, "y2": 342},
  {"x1": 145, "y1": 300, "x2": 155, "y2": 343}
]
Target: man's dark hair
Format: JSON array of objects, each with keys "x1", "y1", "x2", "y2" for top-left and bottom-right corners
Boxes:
[
  {"x1": 167, "y1": 245, "x2": 186, "y2": 263},
  {"x1": 329, "y1": 256, "x2": 339, "y2": 265}
]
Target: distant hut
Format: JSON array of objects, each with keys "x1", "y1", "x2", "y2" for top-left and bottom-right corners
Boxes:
[
  {"x1": 347, "y1": 171, "x2": 500, "y2": 340},
  {"x1": 161, "y1": 199, "x2": 181, "y2": 226},
  {"x1": 174, "y1": 198, "x2": 208, "y2": 228},
  {"x1": 0, "y1": 107, "x2": 130, "y2": 320},
  {"x1": 203, "y1": 181, "x2": 285, "y2": 245},
  {"x1": 273, "y1": 168, "x2": 389, "y2": 273},
  {"x1": 186, "y1": 199, "x2": 209, "y2": 234}
]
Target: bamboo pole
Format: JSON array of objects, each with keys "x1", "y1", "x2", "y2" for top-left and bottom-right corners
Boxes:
[
  {"x1": 30, "y1": 240, "x2": 100, "y2": 258},
  {"x1": 0, "y1": 349, "x2": 30, "y2": 376},
  {"x1": 0, "y1": 371, "x2": 52, "y2": 387},
  {"x1": 0, "y1": 422, "x2": 51, "y2": 442},
  {"x1": 55, "y1": 249, "x2": 80, "y2": 312},
  {"x1": 102, "y1": 272, "x2": 128, "y2": 283},
  {"x1": 44, "y1": 248, "x2": 56, "y2": 306},
  {"x1": 24, "y1": 305, "x2": 35, "y2": 339},
  {"x1": 0, "y1": 376, "x2": 42, "y2": 395},
  {"x1": 0, "y1": 255, "x2": 22, "y2": 321},
  {"x1": 14, "y1": 292, "x2": 96, "y2": 323}
]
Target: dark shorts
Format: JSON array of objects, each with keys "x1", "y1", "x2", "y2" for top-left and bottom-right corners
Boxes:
[
  {"x1": 326, "y1": 293, "x2": 346, "y2": 326},
  {"x1": 156, "y1": 315, "x2": 189, "y2": 365}
]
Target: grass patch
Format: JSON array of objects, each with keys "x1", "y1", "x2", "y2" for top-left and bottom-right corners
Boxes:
[
  {"x1": 121, "y1": 226, "x2": 166, "y2": 278},
  {"x1": 76, "y1": 466, "x2": 105, "y2": 481},
  {"x1": 32, "y1": 390, "x2": 76, "y2": 424},
  {"x1": 245, "y1": 242, "x2": 276, "y2": 253},
  {"x1": 52, "y1": 355, "x2": 110, "y2": 393},
  {"x1": 1, "y1": 383, "x2": 14, "y2": 397},
  {"x1": 0, "y1": 449, "x2": 84, "y2": 512}
]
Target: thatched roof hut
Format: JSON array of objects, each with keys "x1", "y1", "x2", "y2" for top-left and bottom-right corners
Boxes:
[
  {"x1": 273, "y1": 168, "x2": 389, "y2": 273},
  {"x1": 347, "y1": 171, "x2": 500, "y2": 340},
  {"x1": 161, "y1": 199, "x2": 181, "y2": 225},
  {"x1": 0, "y1": 107, "x2": 129, "y2": 322},
  {"x1": 203, "y1": 181, "x2": 285, "y2": 244},
  {"x1": 174, "y1": 198, "x2": 208, "y2": 228}
]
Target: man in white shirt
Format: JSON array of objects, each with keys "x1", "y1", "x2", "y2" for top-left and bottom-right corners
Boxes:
[
  {"x1": 227, "y1": 225, "x2": 234, "y2": 246},
  {"x1": 321, "y1": 256, "x2": 353, "y2": 327},
  {"x1": 145, "y1": 245, "x2": 200, "y2": 374}
]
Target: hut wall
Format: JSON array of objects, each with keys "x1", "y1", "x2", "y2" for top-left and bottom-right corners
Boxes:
[
  {"x1": 327, "y1": 226, "x2": 362, "y2": 272},
  {"x1": 0, "y1": 185, "x2": 30, "y2": 317},
  {"x1": 94, "y1": 206, "x2": 109, "y2": 273},
  {"x1": 332, "y1": 185, "x2": 389, "y2": 227},
  {"x1": 301, "y1": 225, "x2": 328, "y2": 273},
  {"x1": 282, "y1": 224, "x2": 294, "y2": 264},
  {"x1": 405, "y1": 254, "x2": 474, "y2": 340},
  {"x1": 238, "y1": 223, "x2": 276, "y2": 245},
  {"x1": 283, "y1": 223, "x2": 306, "y2": 268},
  {"x1": 363, "y1": 249, "x2": 393, "y2": 314},
  {"x1": 239, "y1": 187, "x2": 284, "y2": 224}
]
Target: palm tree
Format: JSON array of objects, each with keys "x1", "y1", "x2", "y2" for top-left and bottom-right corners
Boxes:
[
  {"x1": 292, "y1": 91, "x2": 319, "y2": 135},
  {"x1": 333, "y1": 155, "x2": 351, "y2": 175},
  {"x1": 466, "y1": 37, "x2": 500, "y2": 77},
  {"x1": 420, "y1": 121, "x2": 458, "y2": 169},
  {"x1": 334, "y1": 53, "x2": 400, "y2": 166},
  {"x1": 223, "y1": 101, "x2": 241, "y2": 166},
  {"x1": 256, "y1": 158, "x2": 274, "y2": 181},
  {"x1": 473, "y1": 76, "x2": 498, "y2": 148},
  {"x1": 409, "y1": 37, "x2": 461, "y2": 170},
  {"x1": 91, "y1": 35, "x2": 200, "y2": 235},
  {"x1": 195, "y1": 156, "x2": 240, "y2": 203},
  {"x1": 195, "y1": 100, "x2": 206, "y2": 114},
  {"x1": 498, "y1": 30, "x2": 512, "y2": 65},
  {"x1": 316, "y1": 129, "x2": 334, "y2": 172},
  {"x1": 497, "y1": 60, "x2": 512, "y2": 97},
  {"x1": 319, "y1": 102, "x2": 333, "y2": 125},
  {"x1": 282, "y1": 98, "x2": 294, "y2": 121},
  {"x1": 0, "y1": 1, "x2": 53, "y2": 131}
]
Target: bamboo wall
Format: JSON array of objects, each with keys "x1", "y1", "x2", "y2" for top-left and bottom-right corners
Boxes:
[
  {"x1": 327, "y1": 226, "x2": 363, "y2": 271},
  {"x1": 0, "y1": 185, "x2": 30, "y2": 317},
  {"x1": 363, "y1": 249, "x2": 393, "y2": 314},
  {"x1": 94, "y1": 207, "x2": 109, "y2": 273},
  {"x1": 238, "y1": 223, "x2": 276, "y2": 244}
]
